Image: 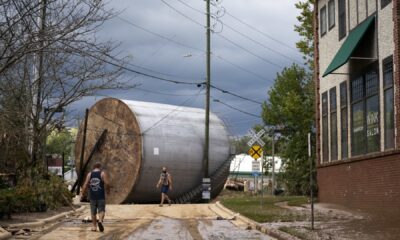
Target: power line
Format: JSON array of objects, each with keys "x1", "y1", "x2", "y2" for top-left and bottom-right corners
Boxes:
[
  {"x1": 175, "y1": 0, "x2": 204, "y2": 15},
  {"x1": 161, "y1": 0, "x2": 205, "y2": 28},
  {"x1": 162, "y1": 0, "x2": 283, "y2": 69},
  {"x1": 221, "y1": 23, "x2": 302, "y2": 65},
  {"x1": 213, "y1": 98, "x2": 261, "y2": 118},
  {"x1": 133, "y1": 87, "x2": 204, "y2": 97},
  {"x1": 61, "y1": 26, "x2": 266, "y2": 108},
  {"x1": 174, "y1": 0, "x2": 300, "y2": 65},
  {"x1": 116, "y1": 8, "x2": 275, "y2": 87},
  {"x1": 214, "y1": 54, "x2": 271, "y2": 83},
  {"x1": 216, "y1": 34, "x2": 283, "y2": 69},
  {"x1": 116, "y1": 16, "x2": 204, "y2": 53},
  {"x1": 225, "y1": 11, "x2": 300, "y2": 52},
  {"x1": 210, "y1": 84, "x2": 263, "y2": 105}
]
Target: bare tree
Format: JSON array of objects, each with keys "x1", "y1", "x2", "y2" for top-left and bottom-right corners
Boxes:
[{"x1": 0, "y1": 0, "x2": 134, "y2": 170}]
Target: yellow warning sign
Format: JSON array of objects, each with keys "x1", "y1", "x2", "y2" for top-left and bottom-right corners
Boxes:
[{"x1": 248, "y1": 145, "x2": 263, "y2": 160}]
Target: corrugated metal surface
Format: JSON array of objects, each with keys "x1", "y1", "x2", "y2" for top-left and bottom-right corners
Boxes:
[{"x1": 76, "y1": 98, "x2": 231, "y2": 203}]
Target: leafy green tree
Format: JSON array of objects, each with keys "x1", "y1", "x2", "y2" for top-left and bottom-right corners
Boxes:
[
  {"x1": 262, "y1": 64, "x2": 314, "y2": 195},
  {"x1": 294, "y1": 0, "x2": 315, "y2": 70},
  {"x1": 46, "y1": 128, "x2": 77, "y2": 160}
]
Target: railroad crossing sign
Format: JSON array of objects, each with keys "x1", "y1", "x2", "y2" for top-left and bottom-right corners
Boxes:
[
  {"x1": 247, "y1": 129, "x2": 265, "y2": 147},
  {"x1": 248, "y1": 145, "x2": 263, "y2": 160}
]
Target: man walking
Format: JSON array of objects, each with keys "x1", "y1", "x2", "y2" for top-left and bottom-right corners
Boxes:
[
  {"x1": 156, "y1": 166, "x2": 173, "y2": 206},
  {"x1": 82, "y1": 162, "x2": 110, "y2": 232}
]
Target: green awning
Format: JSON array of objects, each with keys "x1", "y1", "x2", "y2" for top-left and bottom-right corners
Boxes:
[{"x1": 322, "y1": 15, "x2": 376, "y2": 77}]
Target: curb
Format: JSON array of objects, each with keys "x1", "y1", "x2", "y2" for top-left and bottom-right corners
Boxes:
[
  {"x1": 214, "y1": 201, "x2": 301, "y2": 240},
  {"x1": 4, "y1": 205, "x2": 86, "y2": 230},
  {"x1": 0, "y1": 228, "x2": 11, "y2": 240}
]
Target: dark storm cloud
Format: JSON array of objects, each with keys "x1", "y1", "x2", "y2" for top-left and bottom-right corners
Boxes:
[{"x1": 68, "y1": 0, "x2": 302, "y2": 135}]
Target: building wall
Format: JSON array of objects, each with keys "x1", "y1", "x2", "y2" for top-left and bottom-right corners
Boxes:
[
  {"x1": 317, "y1": 151, "x2": 400, "y2": 215},
  {"x1": 316, "y1": 0, "x2": 400, "y2": 215},
  {"x1": 318, "y1": 0, "x2": 394, "y2": 163}
]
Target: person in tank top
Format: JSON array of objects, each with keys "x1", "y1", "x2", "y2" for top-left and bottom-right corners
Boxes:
[
  {"x1": 82, "y1": 162, "x2": 110, "y2": 232},
  {"x1": 156, "y1": 166, "x2": 173, "y2": 207}
]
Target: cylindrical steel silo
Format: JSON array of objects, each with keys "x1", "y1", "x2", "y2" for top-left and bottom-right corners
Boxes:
[{"x1": 75, "y1": 98, "x2": 231, "y2": 204}]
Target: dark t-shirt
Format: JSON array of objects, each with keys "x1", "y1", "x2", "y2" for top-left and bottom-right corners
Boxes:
[{"x1": 89, "y1": 170, "x2": 105, "y2": 200}]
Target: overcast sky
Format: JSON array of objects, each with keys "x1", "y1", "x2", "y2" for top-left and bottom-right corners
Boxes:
[{"x1": 69, "y1": 0, "x2": 303, "y2": 136}]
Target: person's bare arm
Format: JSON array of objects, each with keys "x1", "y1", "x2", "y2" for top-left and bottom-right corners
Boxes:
[
  {"x1": 156, "y1": 175, "x2": 162, "y2": 188},
  {"x1": 81, "y1": 172, "x2": 91, "y2": 195},
  {"x1": 101, "y1": 171, "x2": 111, "y2": 194}
]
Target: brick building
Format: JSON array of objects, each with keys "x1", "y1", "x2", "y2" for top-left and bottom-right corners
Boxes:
[{"x1": 314, "y1": 0, "x2": 400, "y2": 215}]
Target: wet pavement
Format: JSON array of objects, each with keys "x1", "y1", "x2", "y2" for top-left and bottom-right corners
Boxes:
[{"x1": 36, "y1": 204, "x2": 273, "y2": 240}]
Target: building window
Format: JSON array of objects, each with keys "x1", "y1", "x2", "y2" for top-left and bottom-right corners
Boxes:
[
  {"x1": 322, "y1": 92, "x2": 329, "y2": 162},
  {"x1": 338, "y1": 0, "x2": 346, "y2": 40},
  {"x1": 320, "y1": 6, "x2": 327, "y2": 36},
  {"x1": 383, "y1": 56, "x2": 394, "y2": 149},
  {"x1": 328, "y1": 0, "x2": 335, "y2": 30},
  {"x1": 340, "y1": 82, "x2": 348, "y2": 159},
  {"x1": 381, "y1": 0, "x2": 392, "y2": 9},
  {"x1": 330, "y1": 87, "x2": 338, "y2": 161},
  {"x1": 351, "y1": 66, "x2": 380, "y2": 156}
]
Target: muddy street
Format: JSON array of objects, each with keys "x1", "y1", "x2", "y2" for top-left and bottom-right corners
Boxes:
[{"x1": 35, "y1": 204, "x2": 273, "y2": 240}]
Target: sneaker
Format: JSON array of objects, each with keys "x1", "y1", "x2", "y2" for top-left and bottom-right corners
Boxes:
[{"x1": 98, "y1": 221, "x2": 104, "y2": 232}]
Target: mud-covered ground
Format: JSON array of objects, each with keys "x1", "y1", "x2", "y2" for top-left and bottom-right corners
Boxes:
[
  {"x1": 34, "y1": 204, "x2": 274, "y2": 240},
  {"x1": 262, "y1": 202, "x2": 400, "y2": 240}
]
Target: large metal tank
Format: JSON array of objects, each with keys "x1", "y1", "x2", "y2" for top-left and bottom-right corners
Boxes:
[{"x1": 75, "y1": 98, "x2": 231, "y2": 204}]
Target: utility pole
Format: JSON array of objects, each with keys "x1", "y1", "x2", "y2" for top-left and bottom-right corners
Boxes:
[
  {"x1": 204, "y1": 0, "x2": 211, "y2": 179},
  {"x1": 77, "y1": 109, "x2": 89, "y2": 196},
  {"x1": 271, "y1": 130, "x2": 275, "y2": 195},
  {"x1": 308, "y1": 133, "x2": 315, "y2": 230}
]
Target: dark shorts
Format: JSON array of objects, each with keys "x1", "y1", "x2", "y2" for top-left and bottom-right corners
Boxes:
[
  {"x1": 90, "y1": 199, "x2": 105, "y2": 215},
  {"x1": 161, "y1": 185, "x2": 169, "y2": 193}
]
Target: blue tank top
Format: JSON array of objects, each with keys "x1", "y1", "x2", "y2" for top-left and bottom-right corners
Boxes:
[{"x1": 89, "y1": 171, "x2": 105, "y2": 200}]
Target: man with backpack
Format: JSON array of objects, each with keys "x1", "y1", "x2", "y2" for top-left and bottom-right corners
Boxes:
[
  {"x1": 82, "y1": 162, "x2": 110, "y2": 232},
  {"x1": 156, "y1": 166, "x2": 173, "y2": 206}
]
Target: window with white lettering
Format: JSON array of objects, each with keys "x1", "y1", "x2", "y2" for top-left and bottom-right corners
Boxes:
[{"x1": 351, "y1": 66, "x2": 380, "y2": 156}]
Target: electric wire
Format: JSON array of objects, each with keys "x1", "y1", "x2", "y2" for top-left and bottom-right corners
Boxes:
[
  {"x1": 174, "y1": 0, "x2": 300, "y2": 65},
  {"x1": 216, "y1": 34, "x2": 283, "y2": 69},
  {"x1": 161, "y1": 0, "x2": 205, "y2": 28},
  {"x1": 116, "y1": 16, "x2": 204, "y2": 53},
  {"x1": 221, "y1": 23, "x2": 302, "y2": 65},
  {"x1": 62, "y1": 40, "x2": 265, "y2": 106},
  {"x1": 162, "y1": 0, "x2": 283, "y2": 69},
  {"x1": 225, "y1": 11, "x2": 300, "y2": 52},
  {"x1": 210, "y1": 84, "x2": 263, "y2": 105},
  {"x1": 115, "y1": 9, "x2": 274, "y2": 87},
  {"x1": 213, "y1": 97, "x2": 261, "y2": 118}
]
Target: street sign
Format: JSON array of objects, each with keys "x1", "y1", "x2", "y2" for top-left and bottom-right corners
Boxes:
[
  {"x1": 252, "y1": 160, "x2": 260, "y2": 173},
  {"x1": 247, "y1": 129, "x2": 265, "y2": 147},
  {"x1": 248, "y1": 145, "x2": 263, "y2": 160}
]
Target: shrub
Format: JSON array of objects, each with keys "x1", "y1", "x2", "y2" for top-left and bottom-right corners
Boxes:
[{"x1": 0, "y1": 173, "x2": 72, "y2": 215}]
